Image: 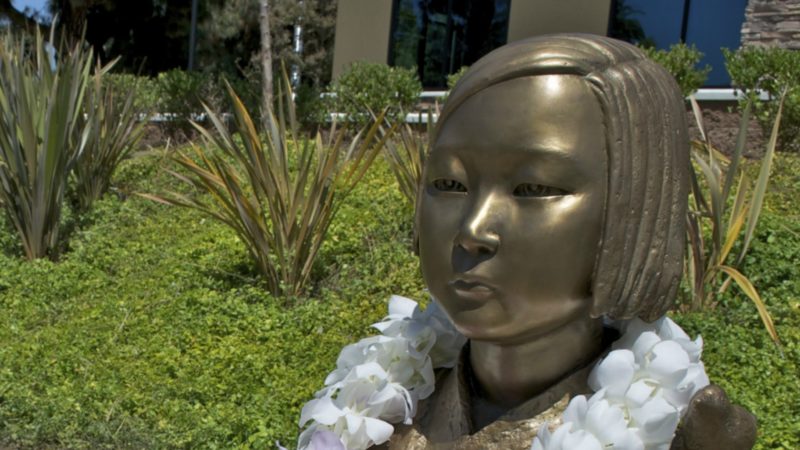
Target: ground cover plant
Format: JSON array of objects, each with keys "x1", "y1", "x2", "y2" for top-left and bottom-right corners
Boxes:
[
  {"x1": 146, "y1": 79, "x2": 392, "y2": 297},
  {"x1": 0, "y1": 144, "x2": 798, "y2": 449},
  {"x1": 0, "y1": 45, "x2": 798, "y2": 446}
]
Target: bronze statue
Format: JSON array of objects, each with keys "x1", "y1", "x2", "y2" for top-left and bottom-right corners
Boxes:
[{"x1": 384, "y1": 34, "x2": 756, "y2": 449}]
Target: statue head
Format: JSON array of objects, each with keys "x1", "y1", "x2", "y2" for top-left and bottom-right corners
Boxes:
[{"x1": 416, "y1": 34, "x2": 689, "y2": 342}]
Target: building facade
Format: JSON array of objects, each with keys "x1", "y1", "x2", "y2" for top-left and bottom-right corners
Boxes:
[{"x1": 332, "y1": 0, "x2": 753, "y2": 88}]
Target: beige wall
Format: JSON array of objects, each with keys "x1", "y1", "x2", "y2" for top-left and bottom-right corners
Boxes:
[
  {"x1": 331, "y1": 0, "x2": 613, "y2": 80},
  {"x1": 331, "y1": 0, "x2": 393, "y2": 80},
  {"x1": 508, "y1": 0, "x2": 612, "y2": 42}
]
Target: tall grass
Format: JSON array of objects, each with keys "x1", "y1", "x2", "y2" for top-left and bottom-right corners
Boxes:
[
  {"x1": 73, "y1": 62, "x2": 146, "y2": 212},
  {"x1": 145, "y1": 74, "x2": 393, "y2": 297},
  {"x1": 0, "y1": 29, "x2": 95, "y2": 259},
  {"x1": 379, "y1": 113, "x2": 431, "y2": 207},
  {"x1": 685, "y1": 94, "x2": 785, "y2": 346}
]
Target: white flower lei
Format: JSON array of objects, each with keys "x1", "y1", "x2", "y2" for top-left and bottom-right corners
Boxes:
[{"x1": 297, "y1": 296, "x2": 709, "y2": 450}]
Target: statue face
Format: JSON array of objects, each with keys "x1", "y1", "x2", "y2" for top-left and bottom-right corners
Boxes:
[{"x1": 418, "y1": 75, "x2": 607, "y2": 343}]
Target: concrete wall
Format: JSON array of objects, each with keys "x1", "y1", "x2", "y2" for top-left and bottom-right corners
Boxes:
[
  {"x1": 741, "y1": 0, "x2": 800, "y2": 49},
  {"x1": 331, "y1": 0, "x2": 393, "y2": 79},
  {"x1": 508, "y1": 0, "x2": 612, "y2": 42}
]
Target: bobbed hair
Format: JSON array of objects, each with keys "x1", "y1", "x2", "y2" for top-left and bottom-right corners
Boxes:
[{"x1": 432, "y1": 34, "x2": 689, "y2": 321}]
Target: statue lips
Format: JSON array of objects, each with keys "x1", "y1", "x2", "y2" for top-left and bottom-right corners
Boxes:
[{"x1": 449, "y1": 277, "x2": 496, "y2": 303}]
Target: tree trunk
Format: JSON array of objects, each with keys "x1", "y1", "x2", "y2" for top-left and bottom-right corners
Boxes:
[{"x1": 259, "y1": 0, "x2": 273, "y2": 121}]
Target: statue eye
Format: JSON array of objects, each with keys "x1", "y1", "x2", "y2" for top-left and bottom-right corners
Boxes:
[
  {"x1": 432, "y1": 178, "x2": 467, "y2": 193},
  {"x1": 513, "y1": 183, "x2": 569, "y2": 197}
]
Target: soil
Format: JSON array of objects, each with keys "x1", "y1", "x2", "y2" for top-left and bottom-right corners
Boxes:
[
  {"x1": 136, "y1": 103, "x2": 767, "y2": 160},
  {"x1": 687, "y1": 102, "x2": 767, "y2": 159}
]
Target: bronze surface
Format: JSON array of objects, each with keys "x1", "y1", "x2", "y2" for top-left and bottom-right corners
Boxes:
[{"x1": 411, "y1": 33, "x2": 755, "y2": 448}]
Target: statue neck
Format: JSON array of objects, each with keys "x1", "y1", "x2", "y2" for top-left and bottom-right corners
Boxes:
[{"x1": 468, "y1": 315, "x2": 605, "y2": 414}]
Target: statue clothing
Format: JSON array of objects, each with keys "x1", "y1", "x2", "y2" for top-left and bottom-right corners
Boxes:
[
  {"x1": 378, "y1": 342, "x2": 599, "y2": 450},
  {"x1": 375, "y1": 332, "x2": 757, "y2": 450}
]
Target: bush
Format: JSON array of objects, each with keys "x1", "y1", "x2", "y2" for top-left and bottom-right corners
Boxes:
[
  {"x1": 145, "y1": 79, "x2": 391, "y2": 297},
  {"x1": 1, "y1": 151, "x2": 798, "y2": 448},
  {"x1": 684, "y1": 97, "x2": 783, "y2": 345},
  {"x1": 330, "y1": 61, "x2": 422, "y2": 128},
  {"x1": 724, "y1": 46, "x2": 800, "y2": 152},
  {"x1": 0, "y1": 150, "x2": 422, "y2": 449},
  {"x1": 104, "y1": 73, "x2": 159, "y2": 114},
  {"x1": 641, "y1": 43, "x2": 710, "y2": 97},
  {"x1": 0, "y1": 30, "x2": 95, "y2": 260},
  {"x1": 154, "y1": 69, "x2": 221, "y2": 136},
  {"x1": 294, "y1": 82, "x2": 328, "y2": 129},
  {"x1": 73, "y1": 70, "x2": 146, "y2": 212}
]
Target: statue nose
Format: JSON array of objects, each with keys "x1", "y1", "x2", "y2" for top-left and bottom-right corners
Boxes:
[
  {"x1": 456, "y1": 194, "x2": 501, "y2": 257},
  {"x1": 458, "y1": 228, "x2": 499, "y2": 256}
]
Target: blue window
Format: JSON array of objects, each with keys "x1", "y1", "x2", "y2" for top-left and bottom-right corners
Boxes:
[
  {"x1": 389, "y1": 0, "x2": 511, "y2": 88},
  {"x1": 608, "y1": 0, "x2": 748, "y2": 86}
]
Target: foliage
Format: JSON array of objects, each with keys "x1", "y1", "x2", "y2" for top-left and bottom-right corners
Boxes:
[
  {"x1": 198, "y1": 0, "x2": 338, "y2": 88},
  {"x1": 0, "y1": 150, "x2": 423, "y2": 449},
  {"x1": 446, "y1": 66, "x2": 469, "y2": 92},
  {"x1": 330, "y1": 61, "x2": 422, "y2": 129},
  {"x1": 1, "y1": 148, "x2": 799, "y2": 449},
  {"x1": 641, "y1": 43, "x2": 710, "y2": 97},
  {"x1": 104, "y1": 73, "x2": 159, "y2": 113},
  {"x1": 724, "y1": 45, "x2": 800, "y2": 152},
  {"x1": 51, "y1": 0, "x2": 197, "y2": 75},
  {"x1": 0, "y1": 29, "x2": 96, "y2": 260},
  {"x1": 294, "y1": 82, "x2": 329, "y2": 129},
  {"x1": 379, "y1": 115, "x2": 431, "y2": 207},
  {"x1": 73, "y1": 67, "x2": 147, "y2": 212},
  {"x1": 684, "y1": 95, "x2": 784, "y2": 346},
  {"x1": 155, "y1": 69, "x2": 221, "y2": 129},
  {"x1": 439, "y1": 65, "x2": 469, "y2": 105},
  {"x1": 144, "y1": 76, "x2": 392, "y2": 297}
]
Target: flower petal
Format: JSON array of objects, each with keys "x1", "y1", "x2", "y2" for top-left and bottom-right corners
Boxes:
[
  {"x1": 631, "y1": 331, "x2": 662, "y2": 362},
  {"x1": 300, "y1": 396, "x2": 343, "y2": 426},
  {"x1": 363, "y1": 416, "x2": 395, "y2": 444},
  {"x1": 630, "y1": 397, "x2": 680, "y2": 445},
  {"x1": 309, "y1": 429, "x2": 346, "y2": 450},
  {"x1": 646, "y1": 341, "x2": 690, "y2": 387},
  {"x1": 588, "y1": 349, "x2": 635, "y2": 398}
]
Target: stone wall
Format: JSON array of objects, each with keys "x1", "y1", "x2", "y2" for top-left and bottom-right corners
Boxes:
[{"x1": 741, "y1": 0, "x2": 800, "y2": 48}]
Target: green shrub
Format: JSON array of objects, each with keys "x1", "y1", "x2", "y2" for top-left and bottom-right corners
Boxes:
[
  {"x1": 724, "y1": 46, "x2": 800, "y2": 152},
  {"x1": 145, "y1": 78, "x2": 392, "y2": 297},
  {"x1": 438, "y1": 65, "x2": 470, "y2": 105},
  {"x1": 154, "y1": 69, "x2": 221, "y2": 135},
  {"x1": 294, "y1": 82, "x2": 328, "y2": 129},
  {"x1": 104, "y1": 73, "x2": 159, "y2": 114},
  {"x1": 0, "y1": 149, "x2": 799, "y2": 449},
  {"x1": 446, "y1": 66, "x2": 469, "y2": 92},
  {"x1": 641, "y1": 43, "x2": 710, "y2": 97},
  {"x1": 0, "y1": 29, "x2": 96, "y2": 260},
  {"x1": 0, "y1": 150, "x2": 422, "y2": 449},
  {"x1": 73, "y1": 70, "x2": 146, "y2": 212},
  {"x1": 330, "y1": 61, "x2": 422, "y2": 128},
  {"x1": 684, "y1": 97, "x2": 783, "y2": 345}
]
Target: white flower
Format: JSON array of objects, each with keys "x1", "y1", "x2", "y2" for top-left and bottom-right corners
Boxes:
[
  {"x1": 298, "y1": 297, "x2": 464, "y2": 450},
  {"x1": 628, "y1": 396, "x2": 680, "y2": 447},
  {"x1": 324, "y1": 335, "x2": 434, "y2": 402},
  {"x1": 299, "y1": 298, "x2": 708, "y2": 450},
  {"x1": 299, "y1": 363, "x2": 399, "y2": 450},
  {"x1": 532, "y1": 392, "x2": 644, "y2": 450},
  {"x1": 372, "y1": 296, "x2": 465, "y2": 369},
  {"x1": 583, "y1": 316, "x2": 709, "y2": 448},
  {"x1": 296, "y1": 427, "x2": 345, "y2": 450}
]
